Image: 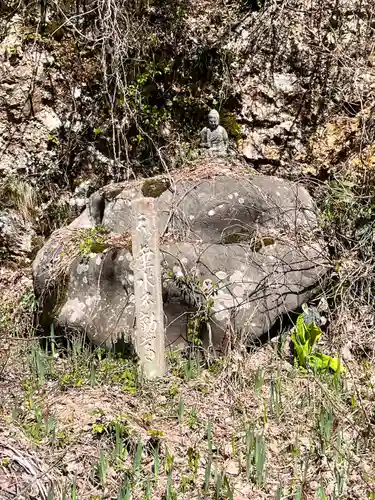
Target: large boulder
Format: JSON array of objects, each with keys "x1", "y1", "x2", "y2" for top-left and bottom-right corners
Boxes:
[{"x1": 33, "y1": 161, "x2": 328, "y2": 351}]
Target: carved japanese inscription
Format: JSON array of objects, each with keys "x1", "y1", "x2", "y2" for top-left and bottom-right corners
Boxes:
[{"x1": 131, "y1": 198, "x2": 165, "y2": 378}]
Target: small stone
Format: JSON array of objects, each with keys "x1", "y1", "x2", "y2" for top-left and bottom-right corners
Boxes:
[
  {"x1": 37, "y1": 109, "x2": 62, "y2": 131},
  {"x1": 225, "y1": 460, "x2": 239, "y2": 476},
  {"x1": 222, "y1": 443, "x2": 233, "y2": 458},
  {"x1": 310, "y1": 481, "x2": 319, "y2": 491}
]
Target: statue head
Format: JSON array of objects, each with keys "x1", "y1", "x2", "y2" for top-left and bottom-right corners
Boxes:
[{"x1": 208, "y1": 109, "x2": 220, "y2": 130}]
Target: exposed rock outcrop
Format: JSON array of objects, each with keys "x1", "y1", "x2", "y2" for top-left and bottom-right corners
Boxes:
[
  {"x1": 226, "y1": 0, "x2": 375, "y2": 173},
  {"x1": 0, "y1": 16, "x2": 63, "y2": 178},
  {"x1": 0, "y1": 210, "x2": 37, "y2": 263}
]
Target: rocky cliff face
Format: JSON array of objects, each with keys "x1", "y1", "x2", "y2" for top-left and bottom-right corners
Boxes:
[
  {"x1": 0, "y1": 16, "x2": 63, "y2": 179},
  {"x1": 2, "y1": 0, "x2": 373, "y2": 203},
  {"x1": 227, "y1": 0, "x2": 375, "y2": 173},
  {"x1": 0, "y1": 14, "x2": 104, "y2": 264}
]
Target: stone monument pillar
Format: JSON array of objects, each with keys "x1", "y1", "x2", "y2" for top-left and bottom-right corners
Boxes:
[{"x1": 131, "y1": 198, "x2": 165, "y2": 379}]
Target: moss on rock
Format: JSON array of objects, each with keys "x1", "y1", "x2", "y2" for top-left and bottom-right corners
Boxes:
[{"x1": 141, "y1": 178, "x2": 171, "y2": 198}]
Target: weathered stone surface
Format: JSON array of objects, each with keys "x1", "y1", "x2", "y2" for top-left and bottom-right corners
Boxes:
[
  {"x1": 131, "y1": 198, "x2": 165, "y2": 378},
  {"x1": 33, "y1": 169, "x2": 327, "y2": 351},
  {"x1": 0, "y1": 15, "x2": 118, "y2": 193},
  {"x1": 0, "y1": 209, "x2": 38, "y2": 264},
  {"x1": 0, "y1": 16, "x2": 62, "y2": 178},
  {"x1": 225, "y1": 1, "x2": 375, "y2": 171},
  {"x1": 161, "y1": 239, "x2": 325, "y2": 349}
]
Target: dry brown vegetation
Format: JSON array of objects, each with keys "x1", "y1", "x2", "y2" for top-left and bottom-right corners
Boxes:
[
  {"x1": 1, "y1": 311, "x2": 375, "y2": 499},
  {"x1": 1, "y1": 0, "x2": 375, "y2": 498}
]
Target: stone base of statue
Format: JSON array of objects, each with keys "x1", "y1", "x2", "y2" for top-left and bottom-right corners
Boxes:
[{"x1": 201, "y1": 147, "x2": 228, "y2": 158}]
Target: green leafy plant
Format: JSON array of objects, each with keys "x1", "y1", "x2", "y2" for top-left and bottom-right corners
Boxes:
[
  {"x1": 29, "y1": 342, "x2": 51, "y2": 386},
  {"x1": 133, "y1": 439, "x2": 143, "y2": 476},
  {"x1": 254, "y1": 368, "x2": 264, "y2": 394},
  {"x1": 291, "y1": 306, "x2": 344, "y2": 373},
  {"x1": 221, "y1": 112, "x2": 242, "y2": 141},
  {"x1": 147, "y1": 429, "x2": 164, "y2": 440},
  {"x1": 245, "y1": 426, "x2": 266, "y2": 486},
  {"x1": 317, "y1": 406, "x2": 334, "y2": 451},
  {"x1": 14, "y1": 392, "x2": 56, "y2": 444},
  {"x1": 48, "y1": 134, "x2": 61, "y2": 147},
  {"x1": 98, "y1": 357, "x2": 137, "y2": 393},
  {"x1": 187, "y1": 407, "x2": 199, "y2": 429},
  {"x1": 92, "y1": 413, "x2": 135, "y2": 455},
  {"x1": 214, "y1": 471, "x2": 234, "y2": 500},
  {"x1": 269, "y1": 373, "x2": 282, "y2": 419},
  {"x1": 96, "y1": 449, "x2": 108, "y2": 486}
]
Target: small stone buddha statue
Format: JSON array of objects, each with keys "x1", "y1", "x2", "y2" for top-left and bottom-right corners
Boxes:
[{"x1": 200, "y1": 109, "x2": 228, "y2": 155}]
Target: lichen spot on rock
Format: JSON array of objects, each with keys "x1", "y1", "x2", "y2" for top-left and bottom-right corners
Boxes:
[
  {"x1": 69, "y1": 299, "x2": 86, "y2": 322},
  {"x1": 238, "y1": 197, "x2": 245, "y2": 204},
  {"x1": 172, "y1": 265, "x2": 183, "y2": 277},
  {"x1": 124, "y1": 251, "x2": 133, "y2": 262},
  {"x1": 233, "y1": 284, "x2": 246, "y2": 297},
  {"x1": 77, "y1": 263, "x2": 89, "y2": 275},
  {"x1": 215, "y1": 271, "x2": 228, "y2": 280},
  {"x1": 230, "y1": 270, "x2": 243, "y2": 283}
]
